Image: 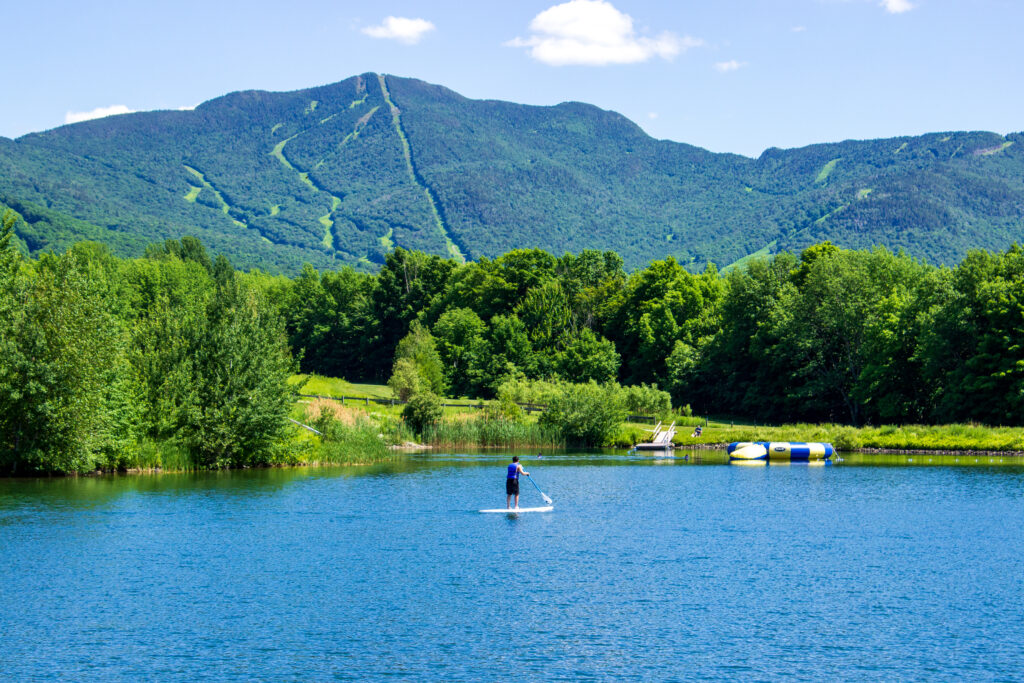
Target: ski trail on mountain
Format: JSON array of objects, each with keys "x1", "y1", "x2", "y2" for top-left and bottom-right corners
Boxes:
[
  {"x1": 377, "y1": 74, "x2": 466, "y2": 263},
  {"x1": 268, "y1": 126, "x2": 344, "y2": 252}
]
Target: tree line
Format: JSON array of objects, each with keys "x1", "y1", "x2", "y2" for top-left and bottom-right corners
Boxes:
[
  {"x1": 273, "y1": 239, "x2": 1024, "y2": 428},
  {"x1": 2, "y1": 206, "x2": 1023, "y2": 473},
  {"x1": 0, "y1": 216, "x2": 293, "y2": 475}
]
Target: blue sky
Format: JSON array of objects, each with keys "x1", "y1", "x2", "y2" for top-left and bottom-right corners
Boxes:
[{"x1": 3, "y1": 0, "x2": 1021, "y2": 157}]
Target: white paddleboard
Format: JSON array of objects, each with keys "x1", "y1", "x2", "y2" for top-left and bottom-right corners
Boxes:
[{"x1": 479, "y1": 506, "x2": 554, "y2": 513}]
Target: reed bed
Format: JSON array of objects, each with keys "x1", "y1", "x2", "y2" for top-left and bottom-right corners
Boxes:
[
  {"x1": 120, "y1": 440, "x2": 197, "y2": 471},
  {"x1": 424, "y1": 417, "x2": 563, "y2": 449},
  {"x1": 311, "y1": 421, "x2": 393, "y2": 464},
  {"x1": 305, "y1": 398, "x2": 365, "y2": 426}
]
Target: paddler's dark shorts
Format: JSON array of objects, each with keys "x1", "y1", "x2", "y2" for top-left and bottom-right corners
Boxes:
[{"x1": 506, "y1": 478, "x2": 519, "y2": 495}]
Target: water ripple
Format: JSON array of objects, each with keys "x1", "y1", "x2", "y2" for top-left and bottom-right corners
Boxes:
[{"x1": 1, "y1": 456, "x2": 1023, "y2": 680}]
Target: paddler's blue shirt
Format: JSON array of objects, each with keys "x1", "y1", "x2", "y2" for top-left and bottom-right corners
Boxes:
[{"x1": 507, "y1": 463, "x2": 519, "y2": 480}]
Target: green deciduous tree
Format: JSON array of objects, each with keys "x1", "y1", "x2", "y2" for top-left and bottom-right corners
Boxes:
[
  {"x1": 619, "y1": 383, "x2": 672, "y2": 417},
  {"x1": 919, "y1": 245, "x2": 1024, "y2": 424},
  {"x1": 539, "y1": 381, "x2": 625, "y2": 446},
  {"x1": 516, "y1": 279, "x2": 575, "y2": 352},
  {"x1": 402, "y1": 390, "x2": 444, "y2": 435},
  {"x1": 388, "y1": 357, "x2": 425, "y2": 401},
  {"x1": 479, "y1": 314, "x2": 537, "y2": 392},
  {"x1": 555, "y1": 328, "x2": 620, "y2": 383},
  {"x1": 127, "y1": 256, "x2": 215, "y2": 439},
  {"x1": 371, "y1": 249, "x2": 455, "y2": 379},
  {"x1": 393, "y1": 320, "x2": 447, "y2": 395},
  {"x1": 695, "y1": 253, "x2": 799, "y2": 419},
  {"x1": 604, "y1": 257, "x2": 723, "y2": 386},
  {"x1": 175, "y1": 272, "x2": 295, "y2": 468},
  {"x1": 0, "y1": 225, "x2": 140, "y2": 474},
  {"x1": 432, "y1": 307, "x2": 486, "y2": 396}
]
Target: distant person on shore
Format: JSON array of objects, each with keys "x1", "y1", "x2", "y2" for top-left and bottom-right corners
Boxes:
[
  {"x1": 691, "y1": 425, "x2": 703, "y2": 438},
  {"x1": 506, "y1": 456, "x2": 529, "y2": 509}
]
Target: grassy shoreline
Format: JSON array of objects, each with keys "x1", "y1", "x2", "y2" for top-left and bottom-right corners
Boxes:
[
  {"x1": 634, "y1": 421, "x2": 1024, "y2": 454},
  {"x1": 93, "y1": 418, "x2": 1024, "y2": 476},
  {"x1": 12, "y1": 438, "x2": 1023, "y2": 479},
  {"x1": 676, "y1": 442, "x2": 1024, "y2": 457},
  {"x1": 11, "y1": 391, "x2": 1024, "y2": 477},
  {"x1": 290, "y1": 379, "x2": 1024, "y2": 455}
]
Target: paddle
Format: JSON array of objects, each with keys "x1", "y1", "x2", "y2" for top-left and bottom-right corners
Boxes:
[{"x1": 526, "y1": 474, "x2": 553, "y2": 505}]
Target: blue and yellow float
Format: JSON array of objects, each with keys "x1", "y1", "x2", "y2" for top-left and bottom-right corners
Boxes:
[{"x1": 728, "y1": 441, "x2": 835, "y2": 462}]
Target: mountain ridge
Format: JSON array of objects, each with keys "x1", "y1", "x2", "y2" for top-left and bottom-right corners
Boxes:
[{"x1": 1, "y1": 73, "x2": 1021, "y2": 274}]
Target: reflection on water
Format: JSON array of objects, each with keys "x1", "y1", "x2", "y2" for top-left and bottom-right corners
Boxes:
[
  {"x1": 2, "y1": 448, "x2": 1021, "y2": 510},
  {"x1": 2, "y1": 450, "x2": 1023, "y2": 680},
  {"x1": 2, "y1": 448, "x2": 1020, "y2": 526},
  {"x1": 838, "y1": 451, "x2": 1024, "y2": 467}
]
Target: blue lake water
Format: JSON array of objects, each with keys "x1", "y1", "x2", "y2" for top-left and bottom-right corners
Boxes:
[{"x1": 2, "y1": 451, "x2": 1023, "y2": 681}]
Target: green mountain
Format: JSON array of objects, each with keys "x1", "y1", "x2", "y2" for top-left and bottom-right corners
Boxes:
[{"x1": 1, "y1": 73, "x2": 1021, "y2": 273}]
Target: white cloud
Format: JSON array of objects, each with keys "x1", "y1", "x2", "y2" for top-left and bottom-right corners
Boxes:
[
  {"x1": 715, "y1": 60, "x2": 746, "y2": 73},
  {"x1": 816, "y1": 0, "x2": 916, "y2": 14},
  {"x1": 362, "y1": 16, "x2": 435, "y2": 44},
  {"x1": 65, "y1": 105, "x2": 135, "y2": 125},
  {"x1": 880, "y1": 0, "x2": 914, "y2": 12},
  {"x1": 792, "y1": 25, "x2": 807, "y2": 32},
  {"x1": 648, "y1": 112, "x2": 659, "y2": 119},
  {"x1": 507, "y1": 0, "x2": 701, "y2": 66}
]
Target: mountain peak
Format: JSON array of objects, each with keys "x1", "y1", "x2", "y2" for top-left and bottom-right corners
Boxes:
[{"x1": 1, "y1": 75, "x2": 1021, "y2": 275}]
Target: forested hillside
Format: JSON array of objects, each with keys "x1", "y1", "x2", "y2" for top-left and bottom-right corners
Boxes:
[{"x1": 1, "y1": 73, "x2": 1021, "y2": 274}]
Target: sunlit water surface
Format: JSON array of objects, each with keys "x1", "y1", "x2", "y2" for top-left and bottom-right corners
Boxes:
[{"x1": 2, "y1": 451, "x2": 1023, "y2": 680}]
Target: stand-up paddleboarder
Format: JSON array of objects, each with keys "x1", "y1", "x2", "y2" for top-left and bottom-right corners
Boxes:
[{"x1": 506, "y1": 456, "x2": 529, "y2": 509}]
